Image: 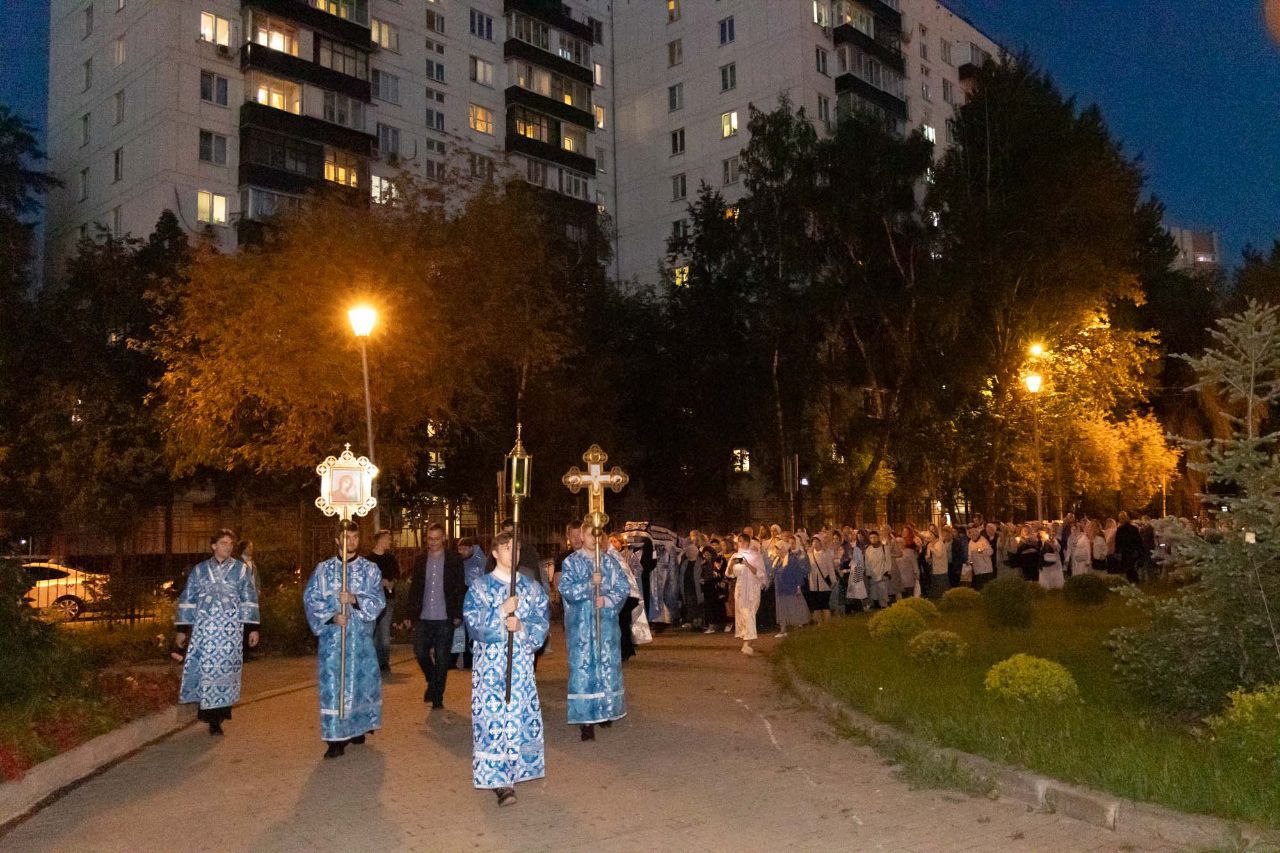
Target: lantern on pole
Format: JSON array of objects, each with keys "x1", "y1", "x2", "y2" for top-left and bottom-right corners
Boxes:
[{"x1": 503, "y1": 424, "x2": 532, "y2": 702}]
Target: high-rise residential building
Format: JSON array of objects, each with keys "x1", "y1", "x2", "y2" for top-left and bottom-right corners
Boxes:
[
  {"x1": 1167, "y1": 224, "x2": 1222, "y2": 276},
  {"x1": 44, "y1": 0, "x2": 994, "y2": 290},
  {"x1": 44, "y1": 0, "x2": 612, "y2": 280},
  {"x1": 610, "y1": 0, "x2": 998, "y2": 287}
]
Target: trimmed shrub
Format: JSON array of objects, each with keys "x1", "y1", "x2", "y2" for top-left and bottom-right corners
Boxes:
[
  {"x1": 1063, "y1": 573, "x2": 1110, "y2": 606},
  {"x1": 906, "y1": 629, "x2": 968, "y2": 664},
  {"x1": 981, "y1": 576, "x2": 1034, "y2": 629},
  {"x1": 867, "y1": 606, "x2": 927, "y2": 643},
  {"x1": 0, "y1": 558, "x2": 77, "y2": 703},
  {"x1": 940, "y1": 587, "x2": 981, "y2": 612},
  {"x1": 893, "y1": 596, "x2": 940, "y2": 621},
  {"x1": 1099, "y1": 573, "x2": 1130, "y2": 588},
  {"x1": 1207, "y1": 684, "x2": 1280, "y2": 772},
  {"x1": 984, "y1": 654, "x2": 1080, "y2": 704}
]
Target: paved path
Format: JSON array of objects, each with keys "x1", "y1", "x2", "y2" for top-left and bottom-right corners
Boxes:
[{"x1": 4, "y1": 631, "x2": 1177, "y2": 852}]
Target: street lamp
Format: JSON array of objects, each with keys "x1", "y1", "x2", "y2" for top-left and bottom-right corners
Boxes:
[
  {"x1": 348, "y1": 305, "x2": 379, "y2": 528},
  {"x1": 1028, "y1": 342, "x2": 1045, "y2": 359},
  {"x1": 1024, "y1": 371, "x2": 1043, "y2": 521}
]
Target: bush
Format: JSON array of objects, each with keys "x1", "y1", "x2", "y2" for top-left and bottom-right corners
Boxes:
[
  {"x1": 0, "y1": 559, "x2": 77, "y2": 703},
  {"x1": 1099, "y1": 573, "x2": 1129, "y2": 588},
  {"x1": 906, "y1": 629, "x2": 968, "y2": 664},
  {"x1": 1207, "y1": 684, "x2": 1280, "y2": 772},
  {"x1": 940, "y1": 587, "x2": 981, "y2": 612},
  {"x1": 984, "y1": 654, "x2": 1080, "y2": 704},
  {"x1": 867, "y1": 606, "x2": 927, "y2": 643},
  {"x1": 257, "y1": 583, "x2": 314, "y2": 655},
  {"x1": 893, "y1": 596, "x2": 940, "y2": 621},
  {"x1": 981, "y1": 576, "x2": 1034, "y2": 629},
  {"x1": 1064, "y1": 573, "x2": 1110, "y2": 606}
]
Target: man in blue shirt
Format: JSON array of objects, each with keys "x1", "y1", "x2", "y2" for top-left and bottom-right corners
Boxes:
[{"x1": 399, "y1": 522, "x2": 465, "y2": 708}]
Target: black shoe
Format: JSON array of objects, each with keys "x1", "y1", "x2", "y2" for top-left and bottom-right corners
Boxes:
[
  {"x1": 208, "y1": 721, "x2": 223, "y2": 736},
  {"x1": 350, "y1": 735, "x2": 366, "y2": 745},
  {"x1": 431, "y1": 700, "x2": 444, "y2": 710},
  {"x1": 599, "y1": 720, "x2": 613, "y2": 729},
  {"x1": 495, "y1": 787, "x2": 517, "y2": 806},
  {"x1": 324, "y1": 742, "x2": 346, "y2": 759},
  {"x1": 580, "y1": 725, "x2": 595, "y2": 741},
  {"x1": 423, "y1": 688, "x2": 431, "y2": 703}
]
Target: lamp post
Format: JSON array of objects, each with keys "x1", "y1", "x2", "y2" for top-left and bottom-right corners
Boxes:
[
  {"x1": 1024, "y1": 371, "x2": 1043, "y2": 522},
  {"x1": 348, "y1": 305, "x2": 379, "y2": 528}
]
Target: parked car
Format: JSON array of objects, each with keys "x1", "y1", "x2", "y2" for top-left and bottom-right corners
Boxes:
[{"x1": 21, "y1": 562, "x2": 107, "y2": 620}]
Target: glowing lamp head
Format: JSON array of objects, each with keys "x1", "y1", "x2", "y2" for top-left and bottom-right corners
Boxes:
[
  {"x1": 348, "y1": 306, "x2": 377, "y2": 338},
  {"x1": 1024, "y1": 373, "x2": 1043, "y2": 394},
  {"x1": 1028, "y1": 342, "x2": 1045, "y2": 358}
]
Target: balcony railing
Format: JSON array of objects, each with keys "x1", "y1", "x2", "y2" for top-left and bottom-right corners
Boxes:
[{"x1": 306, "y1": 0, "x2": 367, "y2": 27}]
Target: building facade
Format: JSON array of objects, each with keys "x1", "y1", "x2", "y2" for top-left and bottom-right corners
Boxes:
[
  {"x1": 44, "y1": 0, "x2": 994, "y2": 289},
  {"x1": 45, "y1": 0, "x2": 613, "y2": 279},
  {"x1": 1167, "y1": 224, "x2": 1222, "y2": 277},
  {"x1": 609, "y1": 0, "x2": 998, "y2": 288}
]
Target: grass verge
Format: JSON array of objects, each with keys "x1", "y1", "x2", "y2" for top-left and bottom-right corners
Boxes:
[{"x1": 779, "y1": 593, "x2": 1280, "y2": 828}]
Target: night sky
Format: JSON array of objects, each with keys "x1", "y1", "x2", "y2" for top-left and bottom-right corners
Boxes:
[{"x1": 2, "y1": 0, "x2": 1277, "y2": 266}]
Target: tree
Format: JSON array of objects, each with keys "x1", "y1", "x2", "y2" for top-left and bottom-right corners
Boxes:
[
  {"x1": 929, "y1": 54, "x2": 1162, "y2": 516},
  {"x1": 1232, "y1": 241, "x2": 1280, "y2": 310}
]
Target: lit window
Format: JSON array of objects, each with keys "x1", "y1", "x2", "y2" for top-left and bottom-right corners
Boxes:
[
  {"x1": 594, "y1": 62, "x2": 603, "y2": 86},
  {"x1": 922, "y1": 124, "x2": 936, "y2": 143},
  {"x1": 721, "y1": 110, "x2": 738, "y2": 138},
  {"x1": 733, "y1": 448, "x2": 751, "y2": 473},
  {"x1": 813, "y1": 1, "x2": 829, "y2": 27},
  {"x1": 370, "y1": 175, "x2": 398, "y2": 204},
  {"x1": 667, "y1": 0, "x2": 680, "y2": 23},
  {"x1": 200, "y1": 12, "x2": 230, "y2": 46},
  {"x1": 256, "y1": 76, "x2": 303, "y2": 115},
  {"x1": 724, "y1": 205, "x2": 739, "y2": 221},
  {"x1": 324, "y1": 150, "x2": 360, "y2": 187},
  {"x1": 673, "y1": 265, "x2": 690, "y2": 287},
  {"x1": 253, "y1": 14, "x2": 299, "y2": 55},
  {"x1": 468, "y1": 103, "x2": 494, "y2": 135},
  {"x1": 197, "y1": 190, "x2": 227, "y2": 224},
  {"x1": 594, "y1": 105, "x2": 606, "y2": 129}
]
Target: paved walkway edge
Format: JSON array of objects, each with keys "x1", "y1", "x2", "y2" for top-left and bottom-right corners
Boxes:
[
  {"x1": 779, "y1": 660, "x2": 1280, "y2": 850},
  {"x1": 0, "y1": 651, "x2": 415, "y2": 832}
]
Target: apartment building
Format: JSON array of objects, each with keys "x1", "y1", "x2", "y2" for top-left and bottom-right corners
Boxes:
[
  {"x1": 1168, "y1": 224, "x2": 1222, "y2": 277},
  {"x1": 44, "y1": 0, "x2": 994, "y2": 290},
  {"x1": 610, "y1": 0, "x2": 998, "y2": 287},
  {"x1": 44, "y1": 0, "x2": 613, "y2": 280}
]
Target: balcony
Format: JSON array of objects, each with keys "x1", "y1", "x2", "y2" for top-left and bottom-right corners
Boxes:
[
  {"x1": 504, "y1": 0, "x2": 594, "y2": 43},
  {"x1": 241, "y1": 0, "x2": 371, "y2": 46},
  {"x1": 503, "y1": 37, "x2": 595, "y2": 86},
  {"x1": 240, "y1": 42, "x2": 371, "y2": 102},
  {"x1": 505, "y1": 131, "x2": 594, "y2": 176},
  {"x1": 834, "y1": 74, "x2": 907, "y2": 120},
  {"x1": 504, "y1": 85, "x2": 593, "y2": 131},
  {"x1": 239, "y1": 100, "x2": 375, "y2": 156},
  {"x1": 958, "y1": 43, "x2": 994, "y2": 81},
  {"x1": 833, "y1": 25, "x2": 904, "y2": 74}
]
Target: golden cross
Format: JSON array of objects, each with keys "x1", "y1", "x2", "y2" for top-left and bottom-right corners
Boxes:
[{"x1": 562, "y1": 444, "x2": 629, "y2": 529}]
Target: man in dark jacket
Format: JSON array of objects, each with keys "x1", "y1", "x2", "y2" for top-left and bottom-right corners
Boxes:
[
  {"x1": 1114, "y1": 512, "x2": 1145, "y2": 584},
  {"x1": 398, "y1": 522, "x2": 465, "y2": 708}
]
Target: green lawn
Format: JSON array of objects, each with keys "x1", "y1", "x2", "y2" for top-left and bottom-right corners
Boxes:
[{"x1": 780, "y1": 593, "x2": 1280, "y2": 828}]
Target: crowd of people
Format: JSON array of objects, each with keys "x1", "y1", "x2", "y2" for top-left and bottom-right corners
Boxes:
[{"x1": 169, "y1": 510, "x2": 1168, "y2": 807}]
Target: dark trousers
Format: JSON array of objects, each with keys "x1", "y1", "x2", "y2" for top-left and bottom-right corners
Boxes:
[
  {"x1": 413, "y1": 619, "x2": 454, "y2": 703},
  {"x1": 702, "y1": 583, "x2": 725, "y2": 626}
]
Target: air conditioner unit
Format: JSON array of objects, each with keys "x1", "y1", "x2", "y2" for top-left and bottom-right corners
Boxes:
[{"x1": 217, "y1": 44, "x2": 230, "y2": 57}]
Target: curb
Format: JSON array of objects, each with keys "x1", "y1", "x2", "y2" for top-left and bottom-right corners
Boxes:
[
  {"x1": 779, "y1": 661, "x2": 1280, "y2": 850},
  {"x1": 0, "y1": 650, "x2": 415, "y2": 833}
]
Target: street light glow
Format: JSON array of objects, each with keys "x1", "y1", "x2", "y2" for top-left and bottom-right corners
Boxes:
[
  {"x1": 348, "y1": 306, "x2": 377, "y2": 338},
  {"x1": 1028, "y1": 342, "x2": 1045, "y2": 358},
  {"x1": 1024, "y1": 372, "x2": 1043, "y2": 394}
]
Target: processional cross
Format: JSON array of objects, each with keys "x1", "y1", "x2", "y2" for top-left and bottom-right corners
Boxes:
[{"x1": 562, "y1": 444, "x2": 628, "y2": 654}]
